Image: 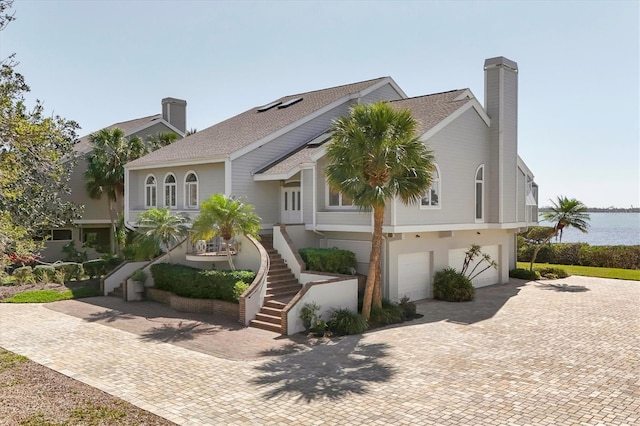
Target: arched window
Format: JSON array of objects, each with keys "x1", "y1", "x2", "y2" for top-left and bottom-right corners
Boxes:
[
  {"x1": 421, "y1": 165, "x2": 440, "y2": 208},
  {"x1": 475, "y1": 165, "x2": 484, "y2": 222},
  {"x1": 185, "y1": 172, "x2": 198, "y2": 208},
  {"x1": 145, "y1": 175, "x2": 156, "y2": 208},
  {"x1": 164, "y1": 173, "x2": 177, "y2": 208}
]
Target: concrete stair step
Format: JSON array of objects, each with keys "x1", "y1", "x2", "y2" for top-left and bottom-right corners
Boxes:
[
  {"x1": 265, "y1": 299, "x2": 287, "y2": 309},
  {"x1": 265, "y1": 289, "x2": 299, "y2": 300},
  {"x1": 260, "y1": 306, "x2": 284, "y2": 317},
  {"x1": 267, "y1": 283, "x2": 301, "y2": 294},
  {"x1": 255, "y1": 312, "x2": 281, "y2": 325},
  {"x1": 250, "y1": 319, "x2": 281, "y2": 333}
]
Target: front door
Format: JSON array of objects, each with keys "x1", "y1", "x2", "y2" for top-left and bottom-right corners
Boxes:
[{"x1": 281, "y1": 186, "x2": 302, "y2": 224}]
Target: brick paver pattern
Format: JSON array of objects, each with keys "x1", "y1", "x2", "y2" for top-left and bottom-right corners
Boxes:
[{"x1": 1, "y1": 276, "x2": 638, "y2": 425}]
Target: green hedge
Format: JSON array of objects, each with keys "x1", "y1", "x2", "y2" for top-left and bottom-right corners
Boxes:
[
  {"x1": 433, "y1": 267, "x2": 475, "y2": 302},
  {"x1": 83, "y1": 259, "x2": 107, "y2": 278},
  {"x1": 509, "y1": 268, "x2": 540, "y2": 280},
  {"x1": 150, "y1": 263, "x2": 255, "y2": 303},
  {"x1": 518, "y1": 243, "x2": 640, "y2": 270},
  {"x1": 54, "y1": 262, "x2": 84, "y2": 281},
  {"x1": 298, "y1": 248, "x2": 357, "y2": 274},
  {"x1": 33, "y1": 265, "x2": 57, "y2": 283}
]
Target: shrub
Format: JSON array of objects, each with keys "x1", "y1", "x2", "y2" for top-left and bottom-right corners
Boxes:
[
  {"x1": 328, "y1": 308, "x2": 368, "y2": 335},
  {"x1": 433, "y1": 267, "x2": 475, "y2": 302},
  {"x1": 398, "y1": 296, "x2": 417, "y2": 321},
  {"x1": 150, "y1": 263, "x2": 255, "y2": 303},
  {"x1": 82, "y1": 259, "x2": 107, "y2": 279},
  {"x1": 298, "y1": 248, "x2": 357, "y2": 275},
  {"x1": 578, "y1": 245, "x2": 640, "y2": 269},
  {"x1": 33, "y1": 265, "x2": 56, "y2": 283},
  {"x1": 101, "y1": 254, "x2": 123, "y2": 273},
  {"x1": 299, "y1": 302, "x2": 321, "y2": 331},
  {"x1": 509, "y1": 268, "x2": 540, "y2": 280},
  {"x1": 12, "y1": 266, "x2": 34, "y2": 284},
  {"x1": 54, "y1": 262, "x2": 84, "y2": 281},
  {"x1": 370, "y1": 299, "x2": 404, "y2": 325},
  {"x1": 536, "y1": 266, "x2": 569, "y2": 279},
  {"x1": 131, "y1": 270, "x2": 147, "y2": 283}
]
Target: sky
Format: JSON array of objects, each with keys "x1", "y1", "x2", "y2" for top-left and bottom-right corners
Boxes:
[{"x1": 1, "y1": 0, "x2": 638, "y2": 209}]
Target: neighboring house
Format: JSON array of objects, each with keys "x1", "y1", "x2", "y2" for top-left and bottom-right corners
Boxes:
[
  {"x1": 125, "y1": 57, "x2": 538, "y2": 305},
  {"x1": 40, "y1": 98, "x2": 187, "y2": 261}
]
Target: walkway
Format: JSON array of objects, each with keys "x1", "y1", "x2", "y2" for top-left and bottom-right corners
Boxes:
[{"x1": 1, "y1": 276, "x2": 638, "y2": 425}]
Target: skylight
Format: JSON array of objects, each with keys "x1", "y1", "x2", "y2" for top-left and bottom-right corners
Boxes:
[
  {"x1": 257, "y1": 101, "x2": 282, "y2": 112},
  {"x1": 278, "y1": 97, "x2": 303, "y2": 109},
  {"x1": 306, "y1": 131, "x2": 332, "y2": 147}
]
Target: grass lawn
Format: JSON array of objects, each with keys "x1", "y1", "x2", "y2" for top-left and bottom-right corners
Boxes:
[
  {"x1": 3, "y1": 286, "x2": 98, "y2": 303},
  {"x1": 517, "y1": 262, "x2": 640, "y2": 281}
]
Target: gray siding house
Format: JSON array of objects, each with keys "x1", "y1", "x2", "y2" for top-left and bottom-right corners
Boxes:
[
  {"x1": 41, "y1": 98, "x2": 186, "y2": 261},
  {"x1": 125, "y1": 57, "x2": 537, "y2": 305}
]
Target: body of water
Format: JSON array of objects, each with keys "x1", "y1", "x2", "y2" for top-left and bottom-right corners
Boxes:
[{"x1": 539, "y1": 212, "x2": 640, "y2": 246}]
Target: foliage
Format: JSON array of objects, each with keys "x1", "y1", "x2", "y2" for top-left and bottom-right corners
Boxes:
[
  {"x1": 518, "y1": 242, "x2": 639, "y2": 270},
  {"x1": 0, "y1": 58, "x2": 80, "y2": 265},
  {"x1": 62, "y1": 241, "x2": 88, "y2": 263},
  {"x1": 12, "y1": 265, "x2": 33, "y2": 284},
  {"x1": 146, "y1": 131, "x2": 179, "y2": 150},
  {"x1": 54, "y1": 262, "x2": 84, "y2": 281},
  {"x1": 3, "y1": 286, "x2": 97, "y2": 303},
  {"x1": 82, "y1": 259, "x2": 106, "y2": 278},
  {"x1": 519, "y1": 226, "x2": 556, "y2": 244},
  {"x1": 433, "y1": 267, "x2": 475, "y2": 302},
  {"x1": 509, "y1": 268, "x2": 541, "y2": 280},
  {"x1": 150, "y1": 263, "x2": 255, "y2": 302},
  {"x1": 398, "y1": 295, "x2": 417, "y2": 321},
  {"x1": 299, "y1": 302, "x2": 321, "y2": 331},
  {"x1": 326, "y1": 101, "x2": 436, "y2": 320},
  {"x1": 130, "y1": 270, "x2": 146, "y2": 283},
  {"x1": 369, "y1": 299, "x2": 404, "y2": 325},
  {"x1": 460, "y1": 244, "x2": 498, "y2": 281},
  {"x1": 529, "y1": 196, "x2": 589, "y2": 270},
  {"x1": 100, "y1": 253, "x2": 123, "y2": 272},
  {"x1": 517, "y1": 262, "x2": 640, "y2": 281},
  {"x1": 536, "y1": 266, "x2": 570, "y2": 279},
  {"x1": 134, "y1": 207, "x2": 190, "y2": 261},
  {"x1": 328, "y1": 307, "x2": 369, "y2": 335},
  {"x1": 298, "y1": 248, "x2": 357, "y2": 274},
  {"x1": 33, "y1": 265, "x2": 56, "y2": 283},
  {"x1": 191, "y1": 194, "x2": 261, "y2": 270}
]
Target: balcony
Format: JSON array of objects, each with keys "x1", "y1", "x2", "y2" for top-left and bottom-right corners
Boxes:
[{"x1": 185, "y1": 236, "x2": 237, "y2": 262}]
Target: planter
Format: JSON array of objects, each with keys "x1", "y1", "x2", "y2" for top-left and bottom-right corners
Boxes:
[{"x1": 131, "y1": 280, "x2": 145, "y2": 293}]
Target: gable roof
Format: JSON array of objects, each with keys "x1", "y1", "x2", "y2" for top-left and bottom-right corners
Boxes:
[
  {"x1": 73, "y1": 114, "x2": 163, "y2": 155},
  {"x1": 127, "y1": 77, "x2": 394, "y2": 168}
]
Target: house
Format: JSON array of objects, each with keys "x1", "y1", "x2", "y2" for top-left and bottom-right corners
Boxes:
[
  {"x1": 124, "y1": 57, "x2": 538, "y2": 333},
  {"x1": 40, "y1": 98, "x2": 187, "y2": 261}
]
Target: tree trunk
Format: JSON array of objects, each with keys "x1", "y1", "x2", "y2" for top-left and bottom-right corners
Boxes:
[
  {"x1": 225, "y1": 238, "x2": 235, "y2": 271},
  {"x1": 108, "y1": 198, "x2": 117, "y2": 255},
  {"x1": 362, "y1": 205, "x2": 385, "y2": 320},
  {"x1": 529, "y1": 231, "x2": 557, "y2": 271}
]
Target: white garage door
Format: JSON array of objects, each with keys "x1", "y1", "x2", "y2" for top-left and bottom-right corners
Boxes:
[
  {"x1": 398, "y1": 252, "x2": 431, "y2": 301},
  {"x1": 448, "y1": 245, "x2": 499, "y2": 288}
]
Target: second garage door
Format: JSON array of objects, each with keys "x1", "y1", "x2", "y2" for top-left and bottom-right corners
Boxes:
[
  {"x1": 448, "y1": 245, "x2": 500, "y2": 288},
  {"x1": 397, "y1": 252, "x2": 431, "y2": 301}
]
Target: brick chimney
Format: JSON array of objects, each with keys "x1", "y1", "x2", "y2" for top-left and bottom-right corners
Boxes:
[
  {"x1": 484, "y1": 57, "x2": 518, "y2": 223},
  {"x1": 162, "y1": 97, "x2": 187, "y2": 134}
]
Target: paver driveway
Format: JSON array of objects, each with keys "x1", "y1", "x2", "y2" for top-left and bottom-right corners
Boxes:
[{"x1": 0, "y1": 276, "x2": 638, "y2": 425}]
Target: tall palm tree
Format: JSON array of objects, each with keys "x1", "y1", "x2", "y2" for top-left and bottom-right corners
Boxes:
[
  {"x1": 326, "y1": 101, "x2": 435, "y2": 320},
  {"x1": 84, "y1": 127, "x2": 147, "y2": 253},
  {"x1": 146, "y1": 132, "x2": 179, "y2": 151},
  {"x1": 529, "y1": 196, "x2": 590, "y2": 271},
  {"x1": 190, "y1": 194, "x2": 261, "y2": 270},
  {"x1": 134, "y1": 207, "x2": 190, "y2": 262}
]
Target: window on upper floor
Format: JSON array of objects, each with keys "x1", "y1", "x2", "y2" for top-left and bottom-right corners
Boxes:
[
  {"x1": 421, "y1": 165, "x2": 440, "y2": 209},
  {"x1": 185, "y1": 172, "x2": 198, "y2": 209},
  {"x1": 328, "y1": 185, "x2": 355, "y2": 209},
  {"x1": 164, "y1": 173, "x2": 177, "y2": 208},
  {"x1": 475, "y1": 165, "x2": 484, "y2": 222},
  {"x1": 145, "y1": 175, "x2": 157, "y2": 208}
]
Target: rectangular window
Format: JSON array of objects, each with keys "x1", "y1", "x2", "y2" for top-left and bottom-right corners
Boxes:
[
  {"x1": 476, "y1": 182, "x2": 483, "y2": 219},
  {"x1": 329, "y1": 188, "x2": 341, "y2": 206},
  {"x1": 51, "y1": 229, "x2": 72, "y2": 241},
  {"x1": 297, "y1": 191, "x2": 301, "y2": 210},
  {"x1": 284, "y1": 192, "x2": 288, "y2": 211},
  {"x1": 187, "y1": 183, "x2": 198, "y2": 208}
]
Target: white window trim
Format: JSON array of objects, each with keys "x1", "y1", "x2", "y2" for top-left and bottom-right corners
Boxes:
[
  {"x1": 164, "y1": 172, "x2": 177, "y2": 209},
  {"x1": 420, "y1": 164, "x2": 441, "y2": 210},
  {"x1": 475, "y1": 164, "x2": 485, "y2": 223},
  {"x1": 184, "y1": 170, "x2": 199, "y2": 209},
  {"x1": 144, "y1": 174, "x2": 157, "y2": 208},
  {"x1": 325, "y1": 182, "x2": 356, "y2": 210}
]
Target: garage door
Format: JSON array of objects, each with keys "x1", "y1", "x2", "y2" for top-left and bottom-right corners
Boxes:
[
  {"x1": 398, "y1": 252, "x2": 431, "y2": 301},
  {"x1": 448, "y1": 245, "x2": 499, "y2": 288}
]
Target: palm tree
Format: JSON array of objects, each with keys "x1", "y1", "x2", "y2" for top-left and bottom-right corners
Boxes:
[
  {"x1": 190, "y1": 194, "x2": 261, "y2": 270},
  {"x1": 325, "y1": 101, "x2": 435, "y2": 320},
  {"x1": 529, "y1": 196, "x2": 590, "y2": 271},
  {"x1": 134, "y1": 207, "x2": 190, "y2": 262},
  {"x1": 146, "y1": 132, "x2": 179, "y2": 150},
  {"x1": 84, "y1": 127, "x2": 147, "y2": 253}
]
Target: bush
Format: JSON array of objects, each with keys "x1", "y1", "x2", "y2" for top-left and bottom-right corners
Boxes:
[
  {"x1": 33, "y1": 265, "x2": 56, "y2": 283},
  {"x1": 82, "y1": 259, "x2": 107, "y2": 279},
  {"x1": 370, "y1": 299, "x2": 404, "y2": 325},
  {"x1": 398, "y1": 296, "x2": 417, "y2": 321},
  {"x1": 12, "y1": 266, "x2": 34, "y2": 285},
  {"x1": 433, "y1": 267, "x2": 475, "y2": 302},
  {"x1": 150, "y1": 263, "x2": 255, "y2": 303},
  {"x1": 298, "y1": 248, "x2": 357, "y2": 275},
  {"x1": 578, "y1": 245, "x2": 640, "y2": 269},
  {"x1": 54, "y1": 262, "x2": 84, "y2": 281},
  {"x1": 536, "y1": 266, "x2": 569, "y2": 279},
  {"x1": 328, "y1": 308, "x2": 368, "y2": 335},
  {"x1": 299, "y1": 302, "x2": 320, "y2": 331},
  {"x1": 101, "y1": 254, "x2": 123, "y2": 273},
  {"x1": 509, "y1": 268, "x2": 540, "y2": 280}
]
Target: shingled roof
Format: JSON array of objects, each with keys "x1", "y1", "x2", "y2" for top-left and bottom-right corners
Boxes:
[
  {"x1": 127, "y1": 77, "x2": 392, "y2": 168},
  {"x1": 73, "y1": 114, "x2": 163, "y2": 155}
]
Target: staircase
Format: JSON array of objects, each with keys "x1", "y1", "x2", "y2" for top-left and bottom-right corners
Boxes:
[
  {"x1": 249, "y1": 235, "x2": 302, "y2": 333},
  {"x1": 108, "y1": 282, "x2": 124, "y2": 299}
]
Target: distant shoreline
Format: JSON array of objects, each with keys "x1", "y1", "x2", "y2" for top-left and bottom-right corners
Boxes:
[{"x1": 539, "y1": 208, "x2": 640, "y2": 213}]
